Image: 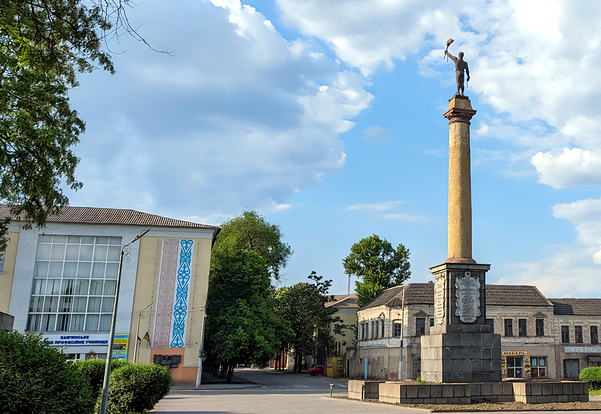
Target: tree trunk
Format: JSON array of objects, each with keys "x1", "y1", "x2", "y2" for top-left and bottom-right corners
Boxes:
[{"x1": 226, "y1": 365, "x2": 234, "y2": 383}]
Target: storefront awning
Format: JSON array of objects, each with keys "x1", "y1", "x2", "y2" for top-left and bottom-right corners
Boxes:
[{"x1": 588, "y1": 356, "x2": 601, "y2": 362}]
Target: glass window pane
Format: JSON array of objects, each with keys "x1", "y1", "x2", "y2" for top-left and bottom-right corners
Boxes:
[
  {"x1": 101, "y1": 297, "x2": 114, "y2": 313},
  {"x1": 81, "y1": 236, "x2": 94, "y2": 244},
  {"x1": 32, "y1": 279, "x2": 46, "y2": 295},
  {"x1": 103, "y1": 280, "x2": 116, "y2": 296},
  {"x1": 88, "y1": 297, "x2": 101, "y2": 312},
  {"x1": 79, "y1": 245, "x2": 93, "y2": 261},
  {"x1": 93, "y1": 246, "x2": 107, "y2": 262},
  {"x1": 72, "y1": 314, "x2": 85, "y2": 331},
  {"x1": 46, "y1": 280, "x2": 60, "y2": 295},
  {"x1": 63, "y1": 262, "x2": 77, "y2": 278},
  {"x1": 34, "y1": 261, "x2": 49, "y2": 278},
  {"x1": 92, "y1": 263, "x2": 105, "y2": 278},
  {"x1": 75, "y1": 280, "x2": 89, "y2": 295},
  {"x1": 85, "y1": 314, "x2": 99, "y2": 332},
  {"x1": 74, "y1": 297, "x2": 87, "y2": 312},
  {"x1": 44, "y1": 296, "x2": 58, "y2": 312},
  {"x1": 107, "y1": 246, "x2": 120, "y2": 262},
  {"x1": 53, "y1": 236, "x2": 67, "y2": 243},
  {"x1": 105, "y1": 263, "x2": 118, "y2": 279},
  {"x1": 77, "y1": 262, "x2": 91, "y2": 278},
  {"x1": 90, "y1": 281, "x2": 103, "y2": 295},
  {"x1": 38, "y1": 235, "x2": 52, "y2": 243},
  {"x1": 48, "y1": 262, "x2": 63, "y2": 278},
  {"x1": 109, "y1": 237, "x2": 121, "y2": 246},
  {"x1": 29, "y1": 296, "x2": 44, "y2": 312},
  {"x1": 99, "y1": 314, "x2": 111, "y2": 331},
  {"x1": 67, "y1": 236, "x2": 81, "y2": 244},
  {"x1": 65, "y1": 245, "x2": 80, "y2": 261},
  {"x1": 60, "y1": 297, "x2": 73, "y2": 312},
  {"x1": 61, "y1": 279, "x2": 75, "y2": 295},
  {"x1": 36, "y1": 244, "x2": 51, "y2": 260},
  {"x1": 57, "y1": 314, "x2": 71, "y2": 331},
  {"x1": 42, "y1": 314, "x2": 56, "y2": 331},
  {"x1": 27, "y1": 314, "x2": 41, "y2": 331},
  {"x1": 50, "y1": 244, "x2": 66, "y2": 260},
  {"x1": 96, "y1": 237, "x2": 109, "y2": 245}
]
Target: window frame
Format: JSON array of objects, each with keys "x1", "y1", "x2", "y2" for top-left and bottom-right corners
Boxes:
[
  {"x1": 531, "y1": 356, "x2": 547, "y2": 378},
  {"x1": 504, "y1": 319, "x2": 513, "y2": 336},
  {"x1": 591, "y1": 326, "x2": 599, "y2": 345},
  {"x1": 415, "y1": 317, "x2": 426, "y2": 336},
  {"x1": 575, "y1": 326, "x2": 583, "y2": 343},
  {"x1": 535, "y1": 318, "x2": 544, "y2": 337},
  {"x1": 561, "y1": 326, "x2": 570, "y2": 343},
  {"x1": 518, "y1": 319, "x2": 527, "y2": 337}
]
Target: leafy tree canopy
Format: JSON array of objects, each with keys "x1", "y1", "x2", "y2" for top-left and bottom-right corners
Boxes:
[
  {"x1": 0, "y1": 1, "x2": 145, "y2": 250},
  {"x1": 211, "y1": 210, "x2": 292, "y2": 279},
  {"x1": 276, "y1": 272, "x2": 342, "y2": 371},
  {"x1": 205, "y1": 250, "x2": 288, "y2": 380},
  {"x1": 343, "y1": 234, "x2": 411, "y2": 307}
]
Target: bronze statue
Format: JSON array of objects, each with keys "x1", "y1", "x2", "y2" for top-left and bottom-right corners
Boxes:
[{"x1": 444, "y1": 41, "x2": 470, "y2": 96}]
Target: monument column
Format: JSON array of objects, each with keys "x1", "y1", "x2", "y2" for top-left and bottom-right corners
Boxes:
[{"x1": 445, "y1": 96, "x2": 476, "y2": 264}]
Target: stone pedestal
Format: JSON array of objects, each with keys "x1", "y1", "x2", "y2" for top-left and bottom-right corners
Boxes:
[{"x1": 421, "y1": 262, "x2": 501, "y2": 383}]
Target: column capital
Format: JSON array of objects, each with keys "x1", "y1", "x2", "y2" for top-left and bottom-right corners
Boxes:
[{"x1": 443, "y1": 96, "x2": 476, "y2": 124}]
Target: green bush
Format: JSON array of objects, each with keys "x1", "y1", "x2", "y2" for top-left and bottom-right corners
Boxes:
[
  {"x1": 73, "y1": 358, "x2": 130, "y2": 397},
  {"x1": 105, "y1": 363, "x2": 172, "y2": 414},
  {"x1": 580, "y1": 366, "x2": 601, "y2": 390},
  {"x1": 0, "y1": 329, "x2": 95, "y2": 414}
]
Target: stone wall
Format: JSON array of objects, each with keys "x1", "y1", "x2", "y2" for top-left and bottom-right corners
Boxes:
[
  {"x1": 349, "y1": 380, "x2": 589, "y2": 405},
  {"x1": 0, "y1": 311, "x2": 13, "y2": 330}
]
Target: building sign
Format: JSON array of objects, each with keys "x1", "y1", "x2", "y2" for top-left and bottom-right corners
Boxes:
[
  {"x1": 564, "y1": 346, "x2": 601, "y2": 353},
  {"x1": 112, "y1": 334, "x2": 129, "y2": 359},
  {"x1": 44, "y1": 333, "x2": 109, "y2": 346},
  {"x1": 502, "y1": 351, "x2": 527, "y2": 356}
]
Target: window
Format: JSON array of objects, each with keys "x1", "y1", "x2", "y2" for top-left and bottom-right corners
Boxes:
[
  {"x1": 371, "y1": 321, "x2": 375, "y2": 339},
  {"x1": 374, "y1": 321, "x2": 378, "y2": 339},
  {"x1": 485, "y1": 318, "x2": 495, "y2": 333},
  {"x1": 518, "y1": 319, "x2": 527, "y2": 337},
  {"x1": 0, "y1": 250, "x2": 5, "y2": 272},
  {"x1": 592, "y1": 326, "x2": 599, "y2": 345},
  {"x1": 393, "y1": 321, "x2": 402, "y2": 337},
  {"x1": 531, "y1": 357, "x2": 547, "y2": 378},
  {"x1": 504, "y1": 319, "x2": 513, "y2": 336},
  {"x1": 27, "y1": 235, "x2": 121, "y2": 333},
  {"x1": 561, "y1": 326, "x2": 570, "y2": 343},
  {"x1": 416, "y1": 318, "x2": 425, "y2": 336},
  {"x1": 575, "y1": 326, "x2": 583, "y2": 343},
  {"x1": 536, "y1": 319, "x2": 544, "y2": 337},
  {"x1": 506, "y1": 356, "x2": 523, "y2": 378},
  {"x1": 381, "y1": 320, "x2": 385, "y2": 338},
  {"x1": 430, "y1": 318, "x2": 434, "y2": 327}
]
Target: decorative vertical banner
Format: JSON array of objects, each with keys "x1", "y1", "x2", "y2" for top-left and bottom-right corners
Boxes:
[
  {"x1": 169, "y1": 240, "x2": 194, "y2": 348},
  {"x1": 153, "y1": 239, "x2": 179, "y2": 348}
]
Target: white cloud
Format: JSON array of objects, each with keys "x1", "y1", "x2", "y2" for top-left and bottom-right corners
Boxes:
[
  {"x1": 380, "y1": 213, "x2": 429, "y2": 223},
  {"x1": 362, "y1": 126, "x2": 387, "y2": 142},
  {"x1": 68, "y1": 0, "x2": 372, "y2": 219},
  {"x1": 347, "y1": 201, "x2": 403, "y2": 211},
  {"x1": 532, "y1": 148, "x2": 601, "y2": 188}
]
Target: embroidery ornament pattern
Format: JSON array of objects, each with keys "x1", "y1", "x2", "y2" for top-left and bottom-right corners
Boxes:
[
  {"x1": 170, "y1": 240, "x2": 194, "y2": 348},
  {"x1": 153, "y1": 239, "x2": 178, "y2": 348}
]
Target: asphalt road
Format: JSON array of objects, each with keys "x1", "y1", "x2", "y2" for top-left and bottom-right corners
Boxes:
[{"x1": 152, "y1": 368, "x2": 595, "y2": 414}]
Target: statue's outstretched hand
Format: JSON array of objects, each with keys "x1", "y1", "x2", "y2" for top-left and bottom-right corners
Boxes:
[{"x1": 467, "y1": 75, "x2": 470, "y2": 81}]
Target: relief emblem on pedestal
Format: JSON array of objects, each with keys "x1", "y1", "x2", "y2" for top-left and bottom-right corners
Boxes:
[
  {"x1": 434, "y1": 273, "x2": 446, "y2": 325},
  {"x1": 454, "y1": 271, "x2": 481, "y2": 323}
]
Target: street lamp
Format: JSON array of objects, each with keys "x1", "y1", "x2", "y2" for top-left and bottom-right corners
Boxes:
[
  {"x1": 99, "y1": 229, "x2": 149, "y2": 414},
  {"x1": 397, "y1": 285, "x2": 405, "y2": 381},
  {"x1": 133, "y1": 301, "x2": 153, "y2": 363},
  {"x1": 195, "y1": 311, "x2": 207, "y2": 388}
]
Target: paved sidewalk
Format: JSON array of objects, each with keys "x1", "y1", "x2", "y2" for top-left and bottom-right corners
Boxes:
[{"x1": 170, "y1": 370, "x2": 262, "y2": 391}]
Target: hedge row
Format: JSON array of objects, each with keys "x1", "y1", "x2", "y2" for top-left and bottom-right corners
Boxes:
[
  {"x1": 0, "y1": 330, "x2": 172, "y2": 414},
  {"x1": 580, "y1": 366, "x2": 601, "y2": 390}
]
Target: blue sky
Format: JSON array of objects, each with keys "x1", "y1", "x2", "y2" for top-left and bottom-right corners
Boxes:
[{"x1": 66, "y1": 0, "x2": 601, "y2": 298}]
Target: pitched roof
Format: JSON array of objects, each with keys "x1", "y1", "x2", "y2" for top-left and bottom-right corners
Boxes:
[
  {"x1": 0, "y1": 205, "x2": 219, "y2": 230},
  {"x1": 361, "y1": 283, "x2": 553, "y2": 310},
  {"x1": 549, "y1": 299, "x2": 601, "y2": 316},
  {"x1": 326, "y1": 293, "x2": 358, "y2": 309}
]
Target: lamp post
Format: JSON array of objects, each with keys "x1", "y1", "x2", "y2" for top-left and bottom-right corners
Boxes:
[
  {"x1": 195, "y1": 311, "x2": 207, "y2": 388},
  {"x1": 99, "y1": 229, "x2": 149, "y2": 414},
  {"x1": 397, "y1": 285, "x2": 405, "y2": 381},
  {"x1": 133, "y1": 301, "x2": 153, "y2": 363}
]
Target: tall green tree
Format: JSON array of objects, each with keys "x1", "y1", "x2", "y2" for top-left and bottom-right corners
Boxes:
[
  {"x1": 343, "y1": 234, "x2": 411, "y2": 307},
  {"x1": 204, "y1": 250, "x2": 287, "y2": 382},
  {"x1": 0, "y1": 1, "x2": 148, "y2": 249},
  {"x1": 276, "y1": 272, "x2": 342, "y2": 371},
  {"x1": 211, "y1": 210, "x2": 292, "y2": 279}
]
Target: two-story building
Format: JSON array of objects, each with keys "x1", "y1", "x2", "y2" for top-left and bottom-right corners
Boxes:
[
  {"x1": 0, "y1": 205, "x2": 219, "y2": 384},
  {"x1": 347, "y1": 283, "x2": 601, "y2": 381}
]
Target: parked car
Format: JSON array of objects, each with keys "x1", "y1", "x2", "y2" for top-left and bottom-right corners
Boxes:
[{"x1": 308, "y1": 365, "x2": 324, "y2": 376}]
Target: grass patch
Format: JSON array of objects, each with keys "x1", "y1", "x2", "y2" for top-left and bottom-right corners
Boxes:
[{"x1": 591, "y1": 388, "x2": 601, "y2": 396}]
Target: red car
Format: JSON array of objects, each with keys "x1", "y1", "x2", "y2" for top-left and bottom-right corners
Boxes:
[{"x1": 308, "y1": 365, "x2": 324, "y2": 376}]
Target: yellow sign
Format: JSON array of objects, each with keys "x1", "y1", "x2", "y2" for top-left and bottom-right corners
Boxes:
[
  {"x1": 502, "y1": 351, "x2": 526, "y2": 356},
  {"x1": 113, "y1": 334, "x2": 129, "y2": 360}
]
